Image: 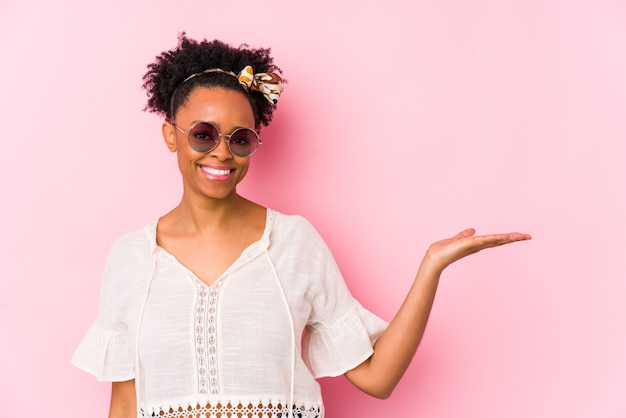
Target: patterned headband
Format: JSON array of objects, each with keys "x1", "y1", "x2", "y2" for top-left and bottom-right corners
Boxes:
[{"x1": 182, "y1": 66, "x2": 284, "y2": 105}]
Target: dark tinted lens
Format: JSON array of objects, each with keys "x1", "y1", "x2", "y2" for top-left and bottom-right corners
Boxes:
[
  {"x1": 228, "y1": 128, "x2": 259, "y2": 157},
  {"x1": 188, "y1": 122, "x2": 219, "y2": 152}
]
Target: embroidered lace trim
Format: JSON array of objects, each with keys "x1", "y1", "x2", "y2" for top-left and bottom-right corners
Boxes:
[
  {"x1": 195, "y1": 278, "x2": 225, "y2": 395},
  {"x1": 141, "y1": 401, "x2": 321, "y2": 418}
]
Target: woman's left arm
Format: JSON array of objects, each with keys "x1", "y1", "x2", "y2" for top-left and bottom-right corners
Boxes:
[{"x1": 344, "y1": 228, "x2": 531, "y2": 399}]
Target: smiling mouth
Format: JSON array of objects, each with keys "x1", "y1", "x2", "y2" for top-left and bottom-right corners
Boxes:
[{"x1": 200, "y1": 166, "x2": 232, "y2": 176}]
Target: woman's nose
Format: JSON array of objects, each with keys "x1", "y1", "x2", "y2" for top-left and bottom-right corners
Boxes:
[{"x1": 209, "y1": 135, "x2": 233, "y2": 159}]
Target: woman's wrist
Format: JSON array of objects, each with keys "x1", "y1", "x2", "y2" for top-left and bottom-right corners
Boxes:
[{"x1": 418, "y1": 249, "x2": 447, "y2": 278}]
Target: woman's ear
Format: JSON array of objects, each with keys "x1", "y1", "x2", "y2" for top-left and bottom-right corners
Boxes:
[{"x1": 162, "y1": 121, "x2": 177, "y2": 152}]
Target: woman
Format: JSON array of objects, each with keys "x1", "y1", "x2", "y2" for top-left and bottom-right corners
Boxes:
[{"x1": 72, "y1": 34, "x2": 531, "y2": 418}]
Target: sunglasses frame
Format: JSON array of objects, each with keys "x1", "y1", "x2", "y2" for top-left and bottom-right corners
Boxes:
[{"x1": 171, "y1": 121, "x2": 262, "y2": 157}]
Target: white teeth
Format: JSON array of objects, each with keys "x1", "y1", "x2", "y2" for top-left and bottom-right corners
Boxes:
[{"x1": 201, "y1": 166, "x2": 231, "y2": 176}]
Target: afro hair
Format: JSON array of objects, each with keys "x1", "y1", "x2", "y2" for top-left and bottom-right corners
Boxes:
[{"x1": 142, "y1": 33, "x2": 282, "y2": 128}]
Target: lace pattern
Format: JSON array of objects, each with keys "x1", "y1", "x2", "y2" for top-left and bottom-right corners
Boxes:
[
  {"x1": 141, "y1": 400, "x2": 321, "y2": 418},
  {"x1": 195, "y1": 278, "x2": 225, "y2": 395}
]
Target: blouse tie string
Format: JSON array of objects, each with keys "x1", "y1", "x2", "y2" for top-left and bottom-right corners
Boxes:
[
  {"x1": 134, "y1": 238, "x2": 159, "y2": 415},
  {"x1": 264, "y1": 248, "x2": 296, "y2": 416}
]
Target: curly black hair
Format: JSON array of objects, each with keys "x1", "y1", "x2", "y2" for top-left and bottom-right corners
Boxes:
[{"x1": 142, "y1": 33, "x2": 282, "y2": 128}]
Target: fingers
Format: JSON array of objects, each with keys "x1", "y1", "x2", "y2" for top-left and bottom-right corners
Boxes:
[
  {"x1": 458, "y1": 230, "x2": 531, "y2": 242},
  {"x1": 425, "y1": 230, "x2": 531, "y2": 271},
  {"x1": 456, "y1": 231, "x2": 531, "y2": 253},
  {"x1": 475, "y1": 232, "x2": 532, "y2": 250},
  {"x1": 487, "y1": 232, "x2": 532, "y2": 242},
  {"x1": 454, "y1": 228, "x2": 476, "y2": 239}
]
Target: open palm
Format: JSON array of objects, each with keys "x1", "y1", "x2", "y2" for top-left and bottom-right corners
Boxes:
[{"x1": 424, "y1": 228, "x2": 532, "y2": 273}]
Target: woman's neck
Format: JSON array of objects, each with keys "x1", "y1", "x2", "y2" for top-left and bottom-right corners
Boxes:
[{"x1": 165, "y1": 192, "x2": 256, "y2": 232}]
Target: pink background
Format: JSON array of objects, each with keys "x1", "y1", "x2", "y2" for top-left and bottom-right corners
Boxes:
[{"x1": 1, "y1": 0, "x2": 625, "y2": 416}]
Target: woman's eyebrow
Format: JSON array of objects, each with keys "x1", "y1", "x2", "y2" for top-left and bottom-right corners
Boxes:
[{"x1": 190, "y1": 120, "x2": 253, "y2": 132}]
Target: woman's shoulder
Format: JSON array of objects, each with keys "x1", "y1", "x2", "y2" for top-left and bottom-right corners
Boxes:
[
  {"x1": 95, "y1": 221, "x2": 158, "y2": 295},
  {"x1": 271, "y1": 209, "x2": 316, "y2": 232},
  {"x1": 269, "y1": 210, "x2": 327, "y2": 247},
  {"x1": 106, "y1": 220, "x2": 157, "y2": 261}
]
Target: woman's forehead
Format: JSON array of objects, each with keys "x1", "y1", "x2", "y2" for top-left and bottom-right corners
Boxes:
[{"x1": 177, "y1": 88, "x2": 255, "y2": 128}]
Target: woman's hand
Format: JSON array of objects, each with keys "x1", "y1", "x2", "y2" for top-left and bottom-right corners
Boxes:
[
  {"x1": 422, "y1": 229, "x2": 532, "y2": 274},
  {"x1": 345, "y1": 228, "x2": 531, "y2": 399}
]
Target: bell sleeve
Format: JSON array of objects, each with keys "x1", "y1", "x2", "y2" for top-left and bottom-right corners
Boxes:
[
  {"x1": 299, "y1": 221, "x2": 388, "y2": 378},
  {"x1": 71, "y1": 240, "x2": 135, "y2": 382}
]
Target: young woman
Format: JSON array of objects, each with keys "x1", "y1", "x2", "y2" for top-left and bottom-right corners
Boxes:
[{"x1": 72, "y1": 34, "x2": 531, "y2": 418}]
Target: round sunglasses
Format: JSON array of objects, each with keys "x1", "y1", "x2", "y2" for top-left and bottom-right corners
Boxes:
[{"x1": 172, "y1": 121, "x2": 261, "y2": 157}]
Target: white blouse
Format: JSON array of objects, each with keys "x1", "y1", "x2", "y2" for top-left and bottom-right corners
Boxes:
[{"x1": 72, "y1": 209, "x2": 388, "y2": 418}]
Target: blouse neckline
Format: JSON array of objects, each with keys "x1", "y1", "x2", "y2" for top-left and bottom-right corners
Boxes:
[{"x1": 145, "y1": 209, "x2": 277, "y2": 286}]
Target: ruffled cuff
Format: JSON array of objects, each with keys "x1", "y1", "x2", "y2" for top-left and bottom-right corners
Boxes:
[
  {"x1": 303, "y1": 305, "x2": 388, "y2": 378},
  {"x1": 71, "y1": 322, "x2": 135, "y2": 382}
]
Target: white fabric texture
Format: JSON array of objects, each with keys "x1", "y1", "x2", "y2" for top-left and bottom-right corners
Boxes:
[{"x1": 72, "y1": 209, "x2": 388, "y2": 417}]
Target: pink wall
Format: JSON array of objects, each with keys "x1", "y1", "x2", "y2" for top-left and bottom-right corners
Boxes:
[{"x1": 1, "y1": 0, "x2": 625, "y2": 416}]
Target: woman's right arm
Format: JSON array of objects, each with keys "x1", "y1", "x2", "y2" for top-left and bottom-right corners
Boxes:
[{"x1": 109, "y1": 380, "x2": 136, "y2": 418}]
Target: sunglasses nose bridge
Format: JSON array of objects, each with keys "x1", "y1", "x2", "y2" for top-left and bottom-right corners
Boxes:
[
  {"x1": 209, "y1": 133, "x2": 234, "y2": 157},
  {"x1": 218, "y1": 133, "x2": 232, "y2": 143}
]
